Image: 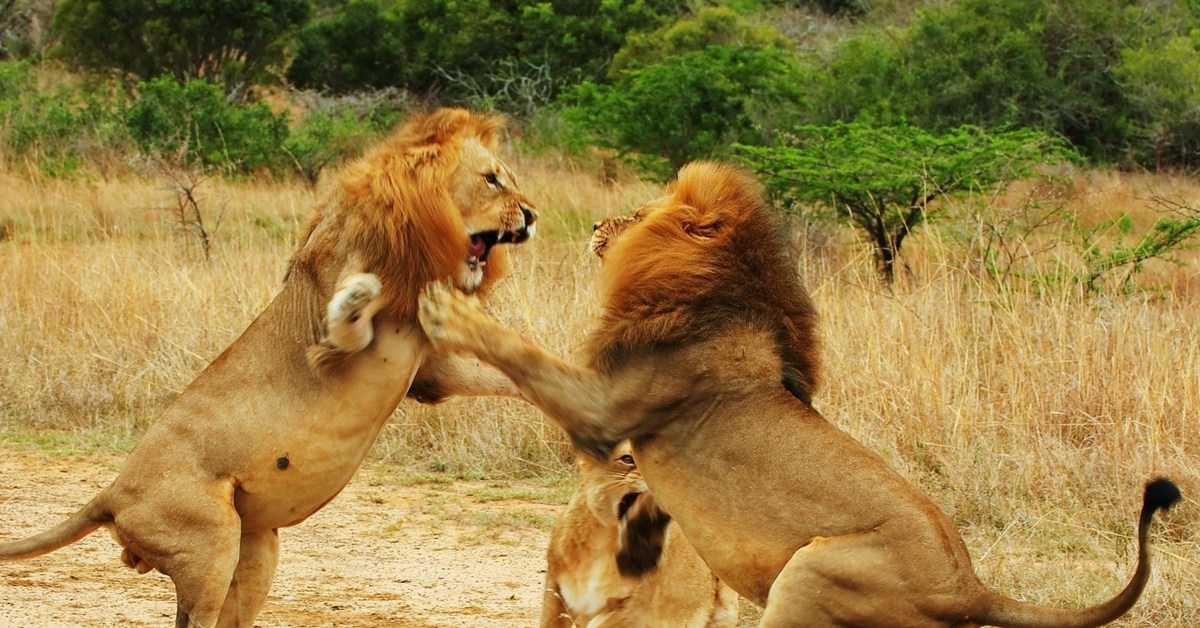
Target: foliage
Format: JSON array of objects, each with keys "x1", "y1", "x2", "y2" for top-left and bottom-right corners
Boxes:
[
  {"x1": 1115, "y1": 35, "x2": 1200, "y2": 171},
  {"x1": 288, "y1": 0, "x2": 682, "y2": 106},
  {"x1": 52, "y1": 0, "x2": 311, "y2": 97},
  {"x1": 610, "y1": 5, "x2": 791, "y2": 76},
  {"x1": 737, "y1": 123, "x2": 1067, "y2": 281},
  {"x1": 0, "y1": 61, "x2": 129, "y2": 175},
  {"x1": 559, "y1": 9, "x2": 802, "y2": 178},
  {"x1": 1075, "y1": 199, "x2": 1200, "y2": 293},
  {"x1": 284, "y1": 89, "x2": 406, "y2": 184},
  {"x1": 801, "y1": 0, "x2": 1200, "y2": 169},
  {"x1": 0, "y1": 0, "x2": 55, "y2": 60},
  {"x1": 963, "y1": 186, "x2": 1200, "y2": 295},
  {"x1": 124, "y1": 77, "x2": 289, "y2": 173},
  {"x1": 285, "y1": 0, "x2": 409, "y2": 94}
]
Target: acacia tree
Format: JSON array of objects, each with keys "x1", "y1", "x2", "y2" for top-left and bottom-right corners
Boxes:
[
  {"x1": 52, "y1": 0, "x2": 310, "y2": 97},
  {"x1": 737, "y1": 123, "x2": 1066, "y2": 282}
]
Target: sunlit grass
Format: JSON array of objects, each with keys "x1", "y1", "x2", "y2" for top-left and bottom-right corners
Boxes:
[{"x1": 0, "y1": 156, "x2": 1196, "y2": 624}]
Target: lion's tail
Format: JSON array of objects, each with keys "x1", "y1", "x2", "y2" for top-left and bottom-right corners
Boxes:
[
  {"x1": 0, "y1": 494, "x2": 109, "y2": 560},
  {"x1": 973, "y1": 478, "x2": 1180, "y2": 628}
]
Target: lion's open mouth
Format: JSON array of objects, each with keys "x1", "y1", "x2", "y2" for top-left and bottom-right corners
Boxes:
[
  {"x1": 466, "y1": 203, "x2": 537, "y2": 271},
  {"x1": 617, "y1": 491, "x2": 640, "y2": 520},
  {"x1": 467, "y1": 227, "x2": 533, "y2": 269}
]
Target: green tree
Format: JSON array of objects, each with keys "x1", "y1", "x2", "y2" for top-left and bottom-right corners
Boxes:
[
  {"x1": 52, "y1": 0, "x2": 311, "y2": 96},
  {"x1": 737, "y1": 123, "x2": 1066, "y2": 282}
]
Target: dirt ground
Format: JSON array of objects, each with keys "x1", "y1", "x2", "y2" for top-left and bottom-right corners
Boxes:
[{"x1": 0, "y1": 443, "x2": 571, "y2": 627}]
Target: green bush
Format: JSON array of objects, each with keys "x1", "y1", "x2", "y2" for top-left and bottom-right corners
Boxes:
[
  {"x1": 284, "y1": 110, "x2": 365, "y2": 184},
  {"x1": 0, "y1": 61, "x2": 129, "y2": 175},
  {"x1": 566, "y1": 45, "x2": 801, "y2": 177},
  {"x1": 124, "y1": 77, "x2": 289, "y2": 173}
]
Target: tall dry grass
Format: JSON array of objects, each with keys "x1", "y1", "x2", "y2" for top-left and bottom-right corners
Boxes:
[{"x1": 0, "y1": 156, "x2": 1196, "y2": 624}]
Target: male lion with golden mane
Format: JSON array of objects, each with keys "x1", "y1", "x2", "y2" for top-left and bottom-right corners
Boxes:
[
  {"x1": 418, "y1": 161, "x2": 1179, "y2": 627},
  {"x1": 542, "y1": 442, "x2": 737, "y2": 628},
  {"x1": 0, "y1": 108, "x2": 535, "y2": 627}
]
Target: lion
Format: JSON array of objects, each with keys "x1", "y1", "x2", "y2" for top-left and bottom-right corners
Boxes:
[
  {"x1": 418, "y1": 160, "x2": 1180, "y2": 627},
  {"x1": 541, "y1": 441, "x2": 737, "y2": 628},
  {"x1": 0, "y1": 108, "x2": 536, "y2": 628}
]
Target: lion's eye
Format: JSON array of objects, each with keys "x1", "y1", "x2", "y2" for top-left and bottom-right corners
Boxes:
[
  {"x1": 619, "y1": 454, "x2": 635, "y2": 466},
  {"x1": 484, "y1": 172, "x2": 500, "y2": 187}
]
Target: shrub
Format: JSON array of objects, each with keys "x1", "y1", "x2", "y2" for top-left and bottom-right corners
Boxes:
[
  {"x1": 123, "y1": 77, "x2": 289, "y2": 173},
  {"x1": 0, "y1": 61, "x2": 129, "y2": 175},
  {"x1": 558, "y1": 9, "x2": 802, "y2": 178}
]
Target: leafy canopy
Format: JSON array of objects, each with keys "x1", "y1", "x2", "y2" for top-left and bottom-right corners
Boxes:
[
  {"x1": 737, "y1": 123, "x2": 1068, "y2": 281},
  {"x1": 52, "y1": 0, "x2": 311, "y2": 96}
]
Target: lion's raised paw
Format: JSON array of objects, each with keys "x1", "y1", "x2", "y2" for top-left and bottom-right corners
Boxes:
[
  {"x1": 418, "y1": 282, "x2": 488, "y2": 349},
  {"x1": 329, "y1": 273, "x2": 382, "y2": 325}
]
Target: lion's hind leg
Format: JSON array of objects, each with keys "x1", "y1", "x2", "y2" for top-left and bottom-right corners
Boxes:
[
  {"x1": 309, "y1": 273, "x2": 384, "y2": 372},
  {"x1": 759, "y1": 533, "x2": 942, "y2": 628},
  {"x1": 216, "y1": 529, "x2": 279, "y2": 627}
]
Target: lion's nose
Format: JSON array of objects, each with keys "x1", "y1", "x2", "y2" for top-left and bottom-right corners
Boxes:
[
  {"x1": 521, "y1": 204, "x2": 537, "y2": 228},
  {"x1": 592, "y1": 221, "x2": 601, "y2": 233}
]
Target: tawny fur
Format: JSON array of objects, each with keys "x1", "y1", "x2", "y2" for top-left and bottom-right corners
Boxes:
[
  {"x1": 541, "y1": 443, "x2": 737, "y2": 628},
  {"x1": 0, "y1": 108, "x2": 535, "y2": 628},
  {"x1": 419, "y1": 161, "x2": 1178, "y2": 628}
]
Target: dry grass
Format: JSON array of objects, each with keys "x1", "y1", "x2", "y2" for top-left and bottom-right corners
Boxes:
[{"x1": 0, "y1": 155, "x2": 1197, "y2": 624}]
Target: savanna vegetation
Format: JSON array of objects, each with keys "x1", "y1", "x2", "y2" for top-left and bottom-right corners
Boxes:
[{"x1": 0, "y1": 0, "x2": 1197, "y2": 624}]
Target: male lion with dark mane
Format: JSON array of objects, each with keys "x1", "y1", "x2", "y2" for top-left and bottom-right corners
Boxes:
[
  {"x1": 418, "y1": 161, "x2": 1179, "y2": 627},
  {"x1": 0, "y1": 108, "x2": 535, "y2": 627}
]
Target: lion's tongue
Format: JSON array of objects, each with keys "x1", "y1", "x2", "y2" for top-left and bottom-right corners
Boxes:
[{"x1": 468, "y1": 235, "x2": 487, "y2": 259}]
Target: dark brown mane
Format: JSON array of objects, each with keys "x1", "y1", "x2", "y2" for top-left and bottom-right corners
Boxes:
[
  {"x1": 286, "y1": 108, "x2": 509, "y2": 324},
  {"x1": 587, "y1": 161, "x2": 821, "y2": 403}
]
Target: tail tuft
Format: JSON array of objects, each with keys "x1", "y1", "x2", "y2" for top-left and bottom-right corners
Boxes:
[{"x1": 1139, "y1": 477, "x2": 1181, "y2": 527}]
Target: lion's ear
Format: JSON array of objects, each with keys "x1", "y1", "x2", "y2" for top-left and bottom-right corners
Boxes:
[{"x1": 681, "y1": 218, "x2": 724, "y2": 239}]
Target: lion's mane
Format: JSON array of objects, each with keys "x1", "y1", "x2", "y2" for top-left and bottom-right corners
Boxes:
[
  {"x1": 587, "y1": 161, "x2": 821, "y2": 403},
  {"x1": 287, "y1": 108, "x2": 511, "y2": 330}
]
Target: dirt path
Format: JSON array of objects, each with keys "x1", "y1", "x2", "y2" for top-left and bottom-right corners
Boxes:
[{"x1": 0, "y1": 444, "x2": 564, "y2": 627}]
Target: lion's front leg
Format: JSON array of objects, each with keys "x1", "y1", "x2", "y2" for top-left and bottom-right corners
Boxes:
[{"x1": 418, "y1": 282, "x2": 626, "y2": 457}]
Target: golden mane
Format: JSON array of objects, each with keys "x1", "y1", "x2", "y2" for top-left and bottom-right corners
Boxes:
[
  {"x1": 287, "y1": 108, "x2": 510, "y2": 325},
  {"x1": 588, "y1": 161, "x2": 821, "y2": 403}
]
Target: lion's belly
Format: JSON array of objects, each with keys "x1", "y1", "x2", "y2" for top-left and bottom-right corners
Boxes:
[
  {"x1": 229, "y1": 325, "x2": 425, "y2": 531},
  {"x1": 233, "y1": 427, "x2": 386, "y2": 530}
]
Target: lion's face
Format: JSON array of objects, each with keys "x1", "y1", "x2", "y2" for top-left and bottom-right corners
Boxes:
[
  {"x1": 452, "y1": 138, "x2": 537, "y2": 292},
  {"x1": 589, "y1": 200, "x2": 661, "y2": 260},
  {"x1": 579, "y1": 442, "x2": 646, "y2": 523}
]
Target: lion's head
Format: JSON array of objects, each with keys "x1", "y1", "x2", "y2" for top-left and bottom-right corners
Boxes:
[
  {"x1": 288, "y1": 108, "x2": 536, "y2": 324},
  {"x1": 578, "y1": 441, "x2": 647, "y2": 524},
  {"x1": 587, "y1": 161, "x2": 820, "y2": 404}
]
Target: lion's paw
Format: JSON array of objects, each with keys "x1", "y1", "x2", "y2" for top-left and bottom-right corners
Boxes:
[
  {"x1": 418, "y1": 282, "x2": 486, "y2": 350},
  {"x1": 329, "y1": 273, "x2": 382, "y2": 325}
]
